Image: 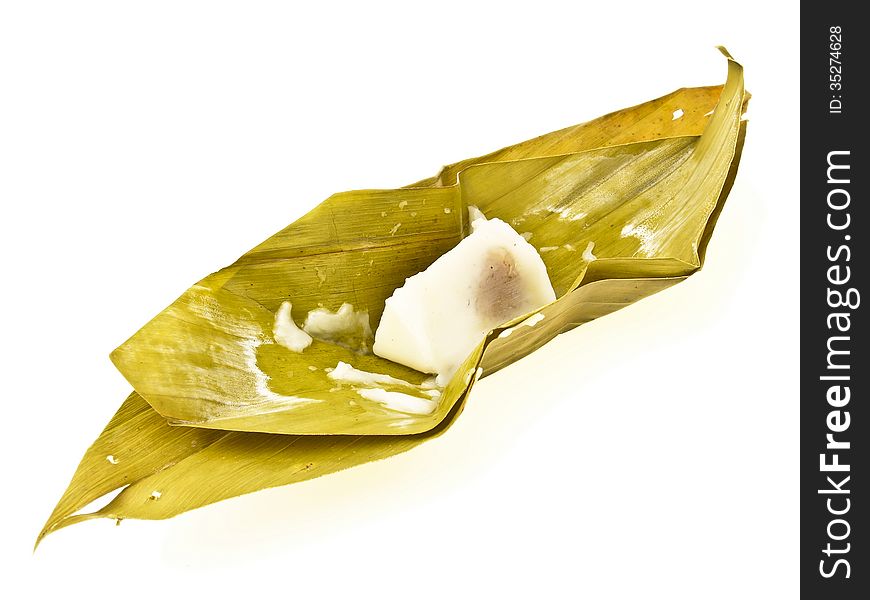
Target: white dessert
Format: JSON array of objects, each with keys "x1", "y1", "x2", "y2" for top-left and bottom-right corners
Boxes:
[{"x1": 373, "y1": 208, "x2": 555, "y2": 385}]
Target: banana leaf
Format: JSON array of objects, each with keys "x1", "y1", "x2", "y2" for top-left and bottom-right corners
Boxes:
[{"x1": 39, "y1": 50, "x2": 747, "y2": 546}]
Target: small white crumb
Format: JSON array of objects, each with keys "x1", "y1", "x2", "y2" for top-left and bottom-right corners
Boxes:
[
  {"x1": 672, "y1": 108, "x2": 684, "y2": 120},
  {"x1": 539, "y1": 246, "x2": 559, "y2": 252},
  {"x1": 582, "y1": 241, "x2": 597, "y2": 262},
  {"x1": 499, "y1": 312, "x2": 545, "y2": 338},
  {"x1": 522, "y1": 313, "x2": 545, "y2": 327},
  {"x1": 380, "y1": 211, "x2": 387, "y2": 217},
  {"x1": 149, "y1": 490, "x2": 162, "y2": 500},
  {"x1": 273, "y1": 301, "x2": 313, "y2": 353},
  {"x1": 398, "y1": 200, "x2": 408, "y2": 209},
  {"x1": 328, "y1": 361, "x2": 420, "y2": 389},
  {"x1": 106, "y1": 455, "x2": 119, "y2": 465},
  {"x1": 563, "y1": 243, "x2": 575, "y2": 252},
  {"x1": 444, "y1": 207, "x2": 452, "y2": 214},
  {"x1": 410, "y1": 211, "x2": 417, "y2": 217},
  {"x1": 521, "y1": 232, "x2": 533, "y2": 241},
  {"x1": 308, "y1": 365, "x2": 318, "y2": 371},
  {"x1": 389, "y1": 223, "x2": 402, "y2": 235}
]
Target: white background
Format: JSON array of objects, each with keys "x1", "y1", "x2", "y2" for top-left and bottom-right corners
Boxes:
[{"x1": 1, "y1": 1, "x2": 799, "y2": 598}]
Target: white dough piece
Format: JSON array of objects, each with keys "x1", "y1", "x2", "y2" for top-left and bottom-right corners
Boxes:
[
  {"x1": 303, "y1": 302, "x2": 372, "y2": 353},
  {"x1": 273, "y1": 301, "x2": 313, "y2": 352},
  {"x1": 373, "y1": 211, "x2": 555, "y2": 385}
]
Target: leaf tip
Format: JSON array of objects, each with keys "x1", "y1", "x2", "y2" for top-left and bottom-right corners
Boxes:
[
  {"x1": 34, "y1": 512, "x2": 104, "y2": 552},
  {"x1": 716, "y1": 45, "x2": 734, "y2": 60}
]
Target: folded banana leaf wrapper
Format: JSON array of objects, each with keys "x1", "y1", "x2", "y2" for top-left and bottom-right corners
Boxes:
[{"x1": 39, "y1": 51, "x2": 748, "y2": 547}]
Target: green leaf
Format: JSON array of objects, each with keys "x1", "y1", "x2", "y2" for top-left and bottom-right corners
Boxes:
[
  {"x1": 40, "y1": 51, "x2": 747, "y2": 545},
  {"x1": 110, "y1": 52, "x2": 745, "y2": 436}
]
